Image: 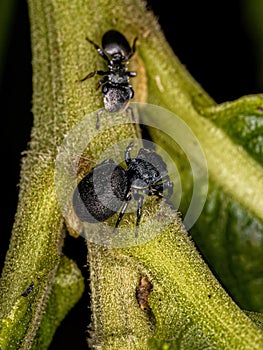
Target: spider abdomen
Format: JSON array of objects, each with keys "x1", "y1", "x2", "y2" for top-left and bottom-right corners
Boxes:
[{"x1": 73, "y1": 160, "x2": 129, "y2": 223}]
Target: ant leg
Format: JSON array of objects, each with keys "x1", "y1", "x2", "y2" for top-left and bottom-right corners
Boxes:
[
  {"x1": 129, "y1": 37, "x2": 138, "y2": 58},
  {"x1": 125, "y1": 142, "x2": 133, "y2": 166},
  {"x1": 113, "y1": 193, "x2": 132, "y2": 233},
  {"x1": 77, "y1": 70, "x2": 107, "y2": 83},
  {"x1": 96, "y1": 75, "x2": 108, "y2": 90},
  {"x1": 135, "y1": 195, "x2": 144, "y2": 237},
  {"x1": 85, "y1": 36, "x2": 109, "y2": 62}
]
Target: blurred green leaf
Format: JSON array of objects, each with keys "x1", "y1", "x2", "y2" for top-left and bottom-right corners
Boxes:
[
  {"x1": 0, "y1": 0, "x2": 16, "y2": 80},
  {"x1": 189, "y1": 96, "x2": 263, "y2": 311},
  {"x1": 243, "y1": 0, "x2": 263, "y2": 88}
]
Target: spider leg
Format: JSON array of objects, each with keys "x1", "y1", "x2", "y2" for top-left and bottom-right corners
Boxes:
[
  {"x1": 127, "y1": 71, "x2": 137, "y2": 78},
  {"x1": 125, "y1": 142, "x2": 133, "y2": 166},
  {"x1": 159, "y1": 176, "x2": 174, "y2": 199},
  {"x1": 96, "y1": 108, "x2": 104, "y2": 129},
  {"x1": 149, "y1": 178, "x2": 173, "y2": 199},
  {"x1": 85, "y1": 36, "x2": 109, "y2": 62},
  {"x1": 113, "y1": 192, "x2": 132, "y2": 233},
  {"x1": 135, "y1": 194, "x2": 144, "y2": 237},
  {"x1": 148, "y1": 186, "x2": 164, "y2": 198},
  {"x1": 166, "y1": 180, "x2": 174, "y2": 199},
  {"x1": 127, "y1": 106, "x2": 136, "y2": 124}
]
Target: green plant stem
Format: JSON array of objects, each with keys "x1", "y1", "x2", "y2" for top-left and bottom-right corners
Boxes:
[{"x1": 88, "y1": 212, "x2": 263, "y2": 349}]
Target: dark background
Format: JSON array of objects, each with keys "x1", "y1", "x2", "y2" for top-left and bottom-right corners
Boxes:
[{"x1": 0, "y1": 1, "x2": 259, "y2": 349}]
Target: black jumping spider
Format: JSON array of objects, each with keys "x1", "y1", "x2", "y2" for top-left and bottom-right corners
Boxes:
[{"x1": 73, "y1": 142, "x2": 173, "y2": 236}]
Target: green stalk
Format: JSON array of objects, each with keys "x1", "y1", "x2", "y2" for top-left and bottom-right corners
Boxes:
[{"x1": 0, "y1": 0, "x2": 262, "y2": 349}]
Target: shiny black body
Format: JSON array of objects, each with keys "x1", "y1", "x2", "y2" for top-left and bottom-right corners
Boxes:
[
  {"x1": 78, "y1": 30, "x2": 137, "y2": 128},
  {"x1": 73, "y1": 143, "x2": 173, "y2": 236}
]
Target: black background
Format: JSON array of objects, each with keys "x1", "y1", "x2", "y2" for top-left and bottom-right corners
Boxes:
[{"x1": 0, "y1": 1, "x2": 259, "y2": 349}]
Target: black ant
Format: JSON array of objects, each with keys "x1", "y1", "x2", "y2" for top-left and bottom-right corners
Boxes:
[{"x1": 78, "y1": 30, "x2": 137, "y2": 128}]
